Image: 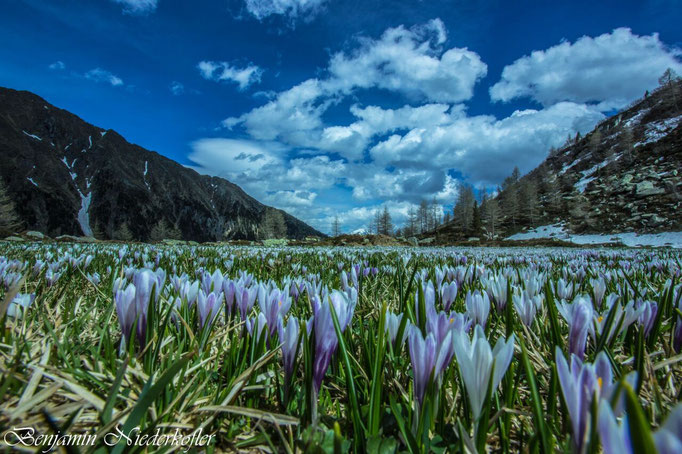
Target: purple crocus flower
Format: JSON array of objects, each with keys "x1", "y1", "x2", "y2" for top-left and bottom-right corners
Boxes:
[
  {"x1": 385, "y1": 311, "x2": 405, "y2": 345},
  {"x1": 235, "y1": 285, "x2": 258, "y2": 321},
  {"x1": 558, "y1": 295, "x2": 593, "y2": 360},
  {"x1": 407, "y1": 326, "x2": 436, "y2": 406},
  {"x1": 440, "y1": 281, "x2": 458, "y2": 311},
  {"x1": 222, "y1": 280, "x2": 236, "y2": 317},
  {"x1": 452, "y1": 325, "x2": 515, "y2": 420},
  {"x1": 486, "y1": 275, "x2": 507, "y2": 312},
  {"x1": 197, "y1": 290, "x2": 222, "y2": 329},
  {"x1": 311, "y1": 290, "x2": 356, "y2": 395},
  {"x1": 247, "y1": 312, "x2": 267, "y2": 339},
  {"x1": 132, "y1": 269, "x2": 160, "y2": 346},
  {"x1": 258, "y1": 284, "x2": 292, "y2": 336},
  {"x1": 465, "y1": 290, "x2": 490, "y2": 328},
  {"x1": 636, "y1": 300, "x2": 658, "y2": 337},
  {"x1": 114, "y1": 283, "x2": 137, "y2": 347},
  {"x1": 598, "y1": 400, "x2": 632, "y2": 454},
  {"x1": 654, "y1": 404, "x2": 682, "y2": 454},
  {"x1": 590, "y1": 277, "x2": 607, "y2": 308},
  {"x1": 513, "y1": 290, "x2": 541, "y2": 328},
  {"x1": 598, "y1": 400, "x2": 682, "y2": 454},
  {"x1": 278, "y1": 316, "x2": 300, "y2": 385},
  {"x1": 555, "y1": 347, "x2": 632, "y2": 453}
]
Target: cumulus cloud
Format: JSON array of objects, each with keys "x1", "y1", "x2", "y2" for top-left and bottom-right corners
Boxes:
[
  {"x1": 490, "y1": 28, "x2": 682, "y2": 110},
  {"x1": 327, "y1": 19, "x2": 487, "y2": 103},
  {"x1": 243, "y1": 0, "x2": 328, "y2": 21},
  {"x1": 225, "y1": 20, "x2": 487, "y2": 156},
  {"x1": 198, "y1": 61, "x2": 263, "y2": 90},
  {"x1": 368, "y1": 102, "x2": 604, "y2": 185},
  {"x1": 49, "y1": 61, "x2": 65, "y2": 70},
  {"x1": 112, "y1": 0, "x2": 158, "y2": 14},
  {"x1": 84, "y1": 68, "x2": 123, "y2": 86}
]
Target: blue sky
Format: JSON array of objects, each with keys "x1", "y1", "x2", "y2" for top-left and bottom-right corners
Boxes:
[{"x1": 2, "y1": 0, "x2": 682, "y2": 233}]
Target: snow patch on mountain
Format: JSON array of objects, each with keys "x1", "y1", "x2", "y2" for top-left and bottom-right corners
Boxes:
[
  {"x1": 508, "y1": 224, "x2": 682, "y2": 248},
  {"x1": 22, "y1": 131, "x2": 42, "y2": 141}
]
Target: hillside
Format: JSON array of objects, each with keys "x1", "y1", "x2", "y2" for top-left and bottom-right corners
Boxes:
[
  {"x1": 433, "y1": 78, "x2": 682, "y2": 243},
  {"x1": 0, "y1": 87, "x2": 323, "y2": 242}
]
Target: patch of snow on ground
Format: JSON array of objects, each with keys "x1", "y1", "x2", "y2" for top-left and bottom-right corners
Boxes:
[
  {"x1": 508, "y1": 224, "x2": 682, "y2": 248},
  {"x1": 65, "y1": 143, "x2": 72, "y2": 150},
  {"x1": 77, "y1": 191, "x2": 93, "y2": 237},
  {"x1": 27, "y1": 177, "x2": 38, "y2": 187},
  {"x1": 623, "y1": 108, "x2": 650, "y2": 128},
  {"x1": 100, "y1": 130, "x2": 107, "y2": 137},
  {"x1": 88, "y1": 136, "x2": 92, "y2": 148},
  {"x1": 636, "y1": 114, "x2": 682, "y2": 147},
  {"x1": 22, "y1": 131, "x2": 42, "y2": 141}
]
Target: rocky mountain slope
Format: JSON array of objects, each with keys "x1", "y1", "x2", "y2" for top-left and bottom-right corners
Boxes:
[
  {"x1": 517, "y1": 79, "x2": 682, "y2": 235},
  {"x1": 433, "y1": 78, "x2": 682, "y2": 243},
  {"x1": 0, "y1": 87, "x2": 323, "y2": 242}
]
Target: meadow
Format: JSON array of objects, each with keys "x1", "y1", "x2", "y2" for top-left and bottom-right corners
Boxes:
[{"x1": 1, "y1": 242, "x2": 681, "y2": 453}]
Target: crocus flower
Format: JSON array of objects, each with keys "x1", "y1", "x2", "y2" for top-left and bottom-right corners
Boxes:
[
  {"x1": 636, "y1": 300, "x2": 657, "y2": 337},
  {"x1": 7, "y1": 293, "x2": 35, "y2": 318},
  {"x1": 465, "y1": 290, "x2": 490, "y2": 328},
  {"x1": 385, "y1": 311, "x2": 405, "y2": 345},
  {"x1": 247, "y1": 312, "x2": 267, "y2": 340},
  {"x1": 555, "y1": 347, "x2": 636, "y2": 452},
  {"x1": 407, "y1": 326, "x2": 437, "y2": 406},
  {"x1": 311, "y1": 290, "x2": 356, "y2": 395},
  {"x1": 513, "y1": 290, "x2": 541, "y2": 328},
  {"x1": 558, "y1": 295, "x2": 593, "y2": 360},
  {"x1": 440, "y1": 281, "x2": 458, "y2": 311},
  {"x1": 132, "y1": 269, "x2": 159, "y2": 345},
  {"x1": 590, "y1": 277, "x2": 607, "y2": 308},
  {"x1": 556, "y1": 278, "x2": 574, "y2": 301},
  {"x1": 235, "y1": 285, "x2": 258, "y2": 321},
  {"x1": 653, "y1": 404, "x2": 682, "y2": 454},
  {"x1": 486, "y1": 275, "x2": 508, "y2": 312},
  {"x1": 453, "y1": 326, "x2": 515, "y2": 420},
  {"x1": 278, "y1": 316, "x2": 300, "y2": 384},
  {"x1": 197, "y1": 290, "x2": 223, "y2": 329},
  {"x1": 258, "y1": 284, "x2": 292, "y2": 336},
  {"x1": 597, "y1": 400, "x2": 632, "y2": 454},
  {"x1": 598, "y1": 399, "x2": 682, "y2": 454},
  {"x1": 114, "y1": 283, "x2": 137, "y2": 347}
]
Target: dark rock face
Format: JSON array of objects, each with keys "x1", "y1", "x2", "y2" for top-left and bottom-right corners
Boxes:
[{"x1": 0, "y1": 87, "x2": 323, "y2": 241}]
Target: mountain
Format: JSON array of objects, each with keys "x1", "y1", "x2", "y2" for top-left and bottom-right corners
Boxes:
[
  {"x1": 435, "y1": 78, "x2": 682, "y2": 242},
  {"x1": 0, "y1": 87, "x2": 323, "y2": 242}
]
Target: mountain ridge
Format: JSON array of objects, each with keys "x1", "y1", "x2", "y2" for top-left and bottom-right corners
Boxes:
[{"x1": 0, "y1": 87, "x2": 324, "y2": 242}]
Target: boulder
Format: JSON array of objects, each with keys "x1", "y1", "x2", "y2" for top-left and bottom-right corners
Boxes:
[
  {"x1": 635, "y1": 181, "x2": 665, "y2": 197},
  {"x1": 3, "y1": 236, "x2": 24, "y2": 242},
  {"x1": 407, "y1": 237, "x2": 419, "y2": 247},
  {"x1": 25, "y1": 231, "x2": 47, "y2": 240}
]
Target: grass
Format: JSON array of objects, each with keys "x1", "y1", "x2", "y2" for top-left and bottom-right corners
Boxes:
[{"x1": 0, "y1": 241, "x2": 681, "y2": 452}]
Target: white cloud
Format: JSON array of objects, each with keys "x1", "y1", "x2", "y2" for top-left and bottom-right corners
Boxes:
[
  {"x1": 112, "y1": 0, "x2": 158, "y2": 14},
  {"x1": 327, "y1": 19, "x2": 487, "y2": 103},
  {"x1": 224, "y1": 79, "x2": 329, "y2": 143},
  {"x1": 197, "y1": 61, "x2": 263, "y2": 90},
  {"x1": 224, "y1": 19, "x2": 486, "y2": 151},
  {"x1": 368, "y1": 102, "x2": 604, "y2": 185},
  {"x1": 49, "y1": 61, "x2": 65, "y2": 70},
  {"x1": 84, "y1": 68, "x2": 123, "y2": 86},
  {"x1": 188, "y1": 139, "x2": 346, "y2": 222},
  {"x1": 169, "y1": 81, "x2": 184, "y2": 95},
  {"x1": 243, "y1": 0, "x2": 328, "y2": 20},
  {"x1": 490, "y1": 28, "x2": 682, "y2": 110}
]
